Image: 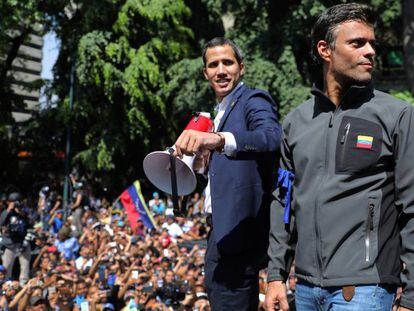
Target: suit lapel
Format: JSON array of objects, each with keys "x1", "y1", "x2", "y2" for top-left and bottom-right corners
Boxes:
[{"x1": 217, "y1": 84, "x2": 246, "y2": 132}]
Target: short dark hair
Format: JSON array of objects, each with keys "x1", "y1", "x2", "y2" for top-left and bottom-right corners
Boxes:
[
  {"x1": 202, "y1": 37, "x2": 243, "y2": 67},
  {"x1": 311, "y1": 3, "x2": 377, "y2": 64}
]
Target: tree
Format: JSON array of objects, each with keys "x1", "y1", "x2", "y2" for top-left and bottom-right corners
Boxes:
[
  {"x1": 44, "y1": 0, "x2": 197, "y2": 190},
  {"x1": 40, "y1": 0, "x2": 406, "y2": 193}
]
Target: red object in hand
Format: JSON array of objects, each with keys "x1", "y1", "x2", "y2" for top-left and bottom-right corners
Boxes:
[{"x1": 184, "y1": 112, "x2": 213, "y2": 132}]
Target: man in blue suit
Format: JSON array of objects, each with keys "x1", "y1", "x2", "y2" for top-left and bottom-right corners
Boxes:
[{"x1": 174, "y1": 37, "x2": 281, "y2": 310}]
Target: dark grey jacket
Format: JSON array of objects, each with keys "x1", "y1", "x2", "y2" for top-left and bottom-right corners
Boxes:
[{"x1": 267, "y1": 84, "x2": 414, "y2": 309}]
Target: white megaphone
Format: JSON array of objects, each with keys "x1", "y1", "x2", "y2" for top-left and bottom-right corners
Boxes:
[
  {"x1": 143, "y1": 151, "x2": 196, "y2": 196},
  {"x1": 143, "y1": 112, "x2": 213, "y2": 196}
]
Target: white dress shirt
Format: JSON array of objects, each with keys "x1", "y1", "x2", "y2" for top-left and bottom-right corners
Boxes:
[{"x1": 203, "y1": 82, "x2": 242, "y2": 213}]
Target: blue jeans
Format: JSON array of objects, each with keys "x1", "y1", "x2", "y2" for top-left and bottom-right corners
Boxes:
[{"x1": 295, "y1": 281, "x2": 396, "y2": 311}]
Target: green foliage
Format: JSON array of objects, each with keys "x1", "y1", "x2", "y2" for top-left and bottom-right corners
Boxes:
[
  {"x1": 164, "y1": 58, "x2": 213, "y2": 120},
  {"x1": 34, "y1": 0, "x2": 405, "y2": 191},
  {"x1": 97, "y1": 140, "x2": 115, "y2": 170},
  {"x1": 0, "y1": 0, "x2": 42, "y2": 36},
  {"x1": 390, "y1": 90, "x2": 414, "y2": 105},
  {"x1": 48, "y1": 0, "x2": 195, "y2": 182}
]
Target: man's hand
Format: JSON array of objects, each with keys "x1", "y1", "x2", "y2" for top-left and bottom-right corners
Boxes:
[
  {"x1": 174, "y1": 130, "x2": 222, "y2": 157},
  {"x1": 392, "y1": 287, "x2": 413, "y2": 311},
  {"x1": 264, "y1": 281, "x2": 289, "y2": 311},
  {"x1": 193, "y1": 150, "x2": 210, "y2": 171}
]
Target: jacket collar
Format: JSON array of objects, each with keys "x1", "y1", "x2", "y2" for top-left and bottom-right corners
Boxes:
[
  {"x1": 311, "y1": 82, "x2": 374, "y2": 110},
  {"x1": 215, "y1": 82, "x2": 244, "y2": 112},
  {"x1": 216, "y1": 83, "x2": 246, "y2": 131}
]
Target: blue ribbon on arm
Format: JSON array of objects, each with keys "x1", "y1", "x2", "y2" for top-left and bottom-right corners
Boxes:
[{"x1": 277, "y1": 168, "x2": 295, "y2": 224}]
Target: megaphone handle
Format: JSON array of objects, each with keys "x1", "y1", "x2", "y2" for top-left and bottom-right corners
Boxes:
[{"x1": 167, "y1": 148, "x2": 180, "y2": 215}]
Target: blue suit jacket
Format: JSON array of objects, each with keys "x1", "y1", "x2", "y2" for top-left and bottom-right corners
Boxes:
[{"x1": 209, "y1": 84, "x2": 281, "y2": 256}]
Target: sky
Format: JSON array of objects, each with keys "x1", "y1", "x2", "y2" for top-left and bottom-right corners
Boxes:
[
  {"x1": 40, "y1": 31, "x2": 60, "y2": 107},
  {"x1": 41, "y1": 31, "x2": 60, "y2": 80}
]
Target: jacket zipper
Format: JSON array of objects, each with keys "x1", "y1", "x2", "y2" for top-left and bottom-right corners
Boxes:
[
  {"x1": 340, "y1": 122, "x2": 351, "y2": 166},
  {"x1": 315, "y1": 109, "x2": 337, "y2": 284},
  {"x1": 365, "y1": 202, "x2": 375, "y2": 262},
  {"x1": 329, "y1": 112, "x2": 334, "y2": 127}
]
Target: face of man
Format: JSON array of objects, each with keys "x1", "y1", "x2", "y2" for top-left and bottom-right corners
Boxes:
[
  {"x1": 165, "y1": 270, "x2": 174, "y2": 283},
  {"x1": 76, "y1": 282, "x2": 88, "y2": 297},
  {"x1": 80, "y1": 246, "x2": 89, "y2": 258},
  {"x1": 321, "y1": 21, "x2": 376, "y2": 86},
  {"x1": 40, "y1": 257, "x2": 50, "y2": 270},
  {"x1": 203, "y1": 44, "x2": 244, "y2": 102}
]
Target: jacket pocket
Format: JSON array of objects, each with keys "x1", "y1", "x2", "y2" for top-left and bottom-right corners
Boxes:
[
  {"x1": 365, "y1": 198, "x2": 377, "y2": 262},
  {"x1": 335, "y1": 116, "x2": 382, "y2": 174}
]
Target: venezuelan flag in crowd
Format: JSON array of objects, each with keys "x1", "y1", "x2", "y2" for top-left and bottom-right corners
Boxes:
[{"x1": 120, "y1": 180, "x2": 157, "y2": 231}]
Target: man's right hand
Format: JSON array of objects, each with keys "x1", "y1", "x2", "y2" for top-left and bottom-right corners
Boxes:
[
  {"x1": 264, "y1": 280, "x2": 289, "y2": 311},
  {"x1": 174, "y1": 130, "x2": 222, "y2": 157}
]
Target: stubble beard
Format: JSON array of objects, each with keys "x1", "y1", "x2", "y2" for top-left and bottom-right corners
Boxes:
[{"x1": 334, "y1": 66, "x2": 372, "y2": 88}]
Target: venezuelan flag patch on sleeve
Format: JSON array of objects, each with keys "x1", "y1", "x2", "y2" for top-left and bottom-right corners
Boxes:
[{"x1": 356, "y1": 135, "x2": 373, "y2": 149}]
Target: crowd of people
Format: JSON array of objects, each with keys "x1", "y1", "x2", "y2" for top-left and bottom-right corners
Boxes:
[{"x1": 0, "y1": 177, "x2": 243, "y2": 311}]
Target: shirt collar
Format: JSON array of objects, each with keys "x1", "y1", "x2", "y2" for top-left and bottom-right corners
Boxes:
[{"x1": 215, "y1": 81, "x2": 244, "y2": 113}]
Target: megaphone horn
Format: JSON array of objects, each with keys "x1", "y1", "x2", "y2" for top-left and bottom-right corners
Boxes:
[
  {"x1": 143, "y1": 149, "x2": 196, "y2": 196},
  {"x1": 143, "y1": 112, "x2": 213, "y2": 198}
]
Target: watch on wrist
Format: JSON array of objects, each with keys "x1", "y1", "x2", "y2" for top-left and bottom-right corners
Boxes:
[{"x1": 215, "y1": 132, "x2": 225, "y2": 153}]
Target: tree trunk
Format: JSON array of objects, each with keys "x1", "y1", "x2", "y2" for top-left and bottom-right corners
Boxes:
[{"x1": 404, "y1": 0, "x2": 414, "y2": 94}]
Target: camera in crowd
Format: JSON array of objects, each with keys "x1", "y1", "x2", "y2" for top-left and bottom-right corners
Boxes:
[
  {"x1": 16, "y1": 229, "x2": 37, "y2": 254},
  {"x1": 156, "y1": 281, "x2": 188, "y2": 307},
  {"x1": 22, "y1": 229, "x2": 37, "y2": 248}
]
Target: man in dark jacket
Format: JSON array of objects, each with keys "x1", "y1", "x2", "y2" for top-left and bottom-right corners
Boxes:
[
  {"x1": 0, "y1": 193, "x2": 32, "y2": 285},
  {"x1": 265, "y1": 3, "x2": 414, "y2": 311},
  {"x1": 174, "y1": 37, "x2": 281, "y2": 310}
]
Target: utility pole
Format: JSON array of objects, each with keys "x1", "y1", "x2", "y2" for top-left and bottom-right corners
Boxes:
[{"x1": 63, "y1": 56, "x2": 76, "y2": 220}]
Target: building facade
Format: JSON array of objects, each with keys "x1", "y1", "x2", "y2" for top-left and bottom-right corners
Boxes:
[{"x1": 10, "y1": 31, "x2": 43, "y2": 122}]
